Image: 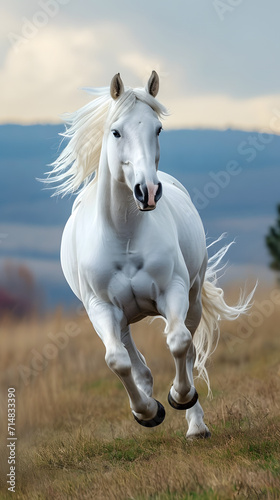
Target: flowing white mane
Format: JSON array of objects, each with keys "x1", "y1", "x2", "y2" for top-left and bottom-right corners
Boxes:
[{"x1": 44, "y1": 86, "x2": 168, "y2": 197}]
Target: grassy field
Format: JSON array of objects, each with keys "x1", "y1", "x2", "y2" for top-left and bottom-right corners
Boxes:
[{"x1": 0, "y1": 286, "x2": 280, "y2": 499}]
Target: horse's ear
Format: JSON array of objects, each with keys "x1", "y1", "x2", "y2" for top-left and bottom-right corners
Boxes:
[
  {"x1": 110, "y1": 73, "x2": 124, "y2": 100},
  {"x1": 146, "y1": 70, "x2": 159, "y2": 97}
]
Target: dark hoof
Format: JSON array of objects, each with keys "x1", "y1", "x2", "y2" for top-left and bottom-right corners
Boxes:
[
  {"x1": 168, "y1": 388, "x2": 198, "y2": 410},
  {"x1": 133, "y1": 399, "x2": 165, "y2": 428}
]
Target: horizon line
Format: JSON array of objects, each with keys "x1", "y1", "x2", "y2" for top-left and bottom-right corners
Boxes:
[{"x1": 0, "y1": 122, "x2": 279, "y2": 136}]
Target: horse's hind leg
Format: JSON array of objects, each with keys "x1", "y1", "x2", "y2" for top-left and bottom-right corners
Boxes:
[
  {"x1": 185, "y1": 285, "x2": 211, "y2": 438},
  {"x1": 122, "y1": 327, "x2": 153, "y2": 397},
  {"x1": 185, "y1": 342, "x2": 211, "y2": 438}
]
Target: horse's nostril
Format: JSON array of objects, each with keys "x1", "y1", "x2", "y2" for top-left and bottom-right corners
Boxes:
[
  {"x1": 134, "y1": 184, "x2": 143, "y2": 202},
  {"x1": 155, "y1": 182, "x2": 162, "y2": 202},
  {"x1": 134, "y1": 183, "x2": 147, "y2": 204}
]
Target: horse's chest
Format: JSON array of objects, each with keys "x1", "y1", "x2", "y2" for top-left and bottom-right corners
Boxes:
[{"x1": 86, "y1": 244, "x2": 173, "y2": 318}]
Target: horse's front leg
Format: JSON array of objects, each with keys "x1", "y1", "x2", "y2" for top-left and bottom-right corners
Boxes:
[
  {"x1": 121, "y1": 327, "x2": 154, "y2": 397},
  {"x1": 159, "y1": 279, "x2": 198, "y2": 410},
  {"x1": 86, "y1": 299, "x2": 165, "y2": 427}
]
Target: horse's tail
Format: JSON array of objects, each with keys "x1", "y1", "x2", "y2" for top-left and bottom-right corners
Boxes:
[{"x1": 193, "y1": 235, "x2": 256, "y2": 396}]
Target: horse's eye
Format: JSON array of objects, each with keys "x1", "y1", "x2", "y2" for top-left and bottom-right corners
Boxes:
[
  {"x1": 112, "y1": 129, "x2": 121, "y2": 138},
  {"x1": 157, "y1": 126, "x2": 162, "y2": 136}
]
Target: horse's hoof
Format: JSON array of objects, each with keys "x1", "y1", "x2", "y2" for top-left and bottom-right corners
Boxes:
[
  {"x1": 186, "y1": 429, "x2": 211, "y2": 440},
  {"x1": 133, "y1": 399, "x2": 165, "y2": 428},
  {"x1": 168, "y1": 388, "x2": 198, "y2": 410}
]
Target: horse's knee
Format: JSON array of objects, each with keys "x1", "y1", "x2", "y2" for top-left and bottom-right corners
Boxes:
[
  {"x1": 167, "y1": 326, "x2": 192, "y2": 358},
  {"x1": 187, "y1": 342, "x2": 196, "y2": 360},
  {"x1": 143, "y1": 367, "x2": 153, "y2": 388},
  {"x1": 105, "y1": 347, "x2": 131, "y2": 377}
]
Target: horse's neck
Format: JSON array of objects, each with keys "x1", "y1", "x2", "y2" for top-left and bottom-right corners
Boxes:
[{"x1": 96, "y1": 146, "x2": 139, "y2": 237}]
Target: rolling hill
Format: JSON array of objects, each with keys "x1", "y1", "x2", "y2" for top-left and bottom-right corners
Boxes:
[{"x1": 0, "y1": 125, "x2": 279, "y2": 308}]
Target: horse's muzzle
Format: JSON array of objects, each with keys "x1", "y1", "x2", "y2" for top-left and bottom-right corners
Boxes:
[{"x1": 134, "y1": 182, "x2": 162, "y2": 211}]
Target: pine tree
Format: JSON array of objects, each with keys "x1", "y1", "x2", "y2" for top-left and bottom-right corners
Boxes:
[{"x1": 266, "y1": 204, "x2": 280, "y2": 282}]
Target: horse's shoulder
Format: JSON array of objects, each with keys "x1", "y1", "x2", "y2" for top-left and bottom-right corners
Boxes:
[{"x1": 158, "y1": 171, "x2": 190, "y2": 199}]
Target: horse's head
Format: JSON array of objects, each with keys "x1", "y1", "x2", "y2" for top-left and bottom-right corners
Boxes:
[{"x1": 107, "y1": 71, "x2": 163, "y2": 211}]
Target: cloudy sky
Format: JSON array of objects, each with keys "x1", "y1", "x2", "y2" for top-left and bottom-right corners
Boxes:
[{"x1": 1, "y1": 0, "x2": 280, "y2": 130}]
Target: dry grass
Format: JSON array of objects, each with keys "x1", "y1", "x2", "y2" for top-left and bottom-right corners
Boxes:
[{"x1": 0, "y1": 286, "x2": 280, "y2": 499}]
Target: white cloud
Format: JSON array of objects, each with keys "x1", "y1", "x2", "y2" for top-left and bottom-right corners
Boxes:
[
  {"x1": 0, "y1": 20, "x2": 171, "y2": 123},
  {"x1": 1, "y1": 6, "x2": 280, "y2": 131},
  {"x1": 165, "y1": 94, "x2": 280, "y2": 132},
  {"x1": 119, "y1": 52, "x2": 168, "y2": 86},
  {"x1": 0, "y1": 27, "x2": 98, "y2": 122}
]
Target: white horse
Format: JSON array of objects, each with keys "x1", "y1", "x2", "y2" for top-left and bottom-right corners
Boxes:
[{"x1": 46, "y1": 71, "x2": 253, "y2": 438}]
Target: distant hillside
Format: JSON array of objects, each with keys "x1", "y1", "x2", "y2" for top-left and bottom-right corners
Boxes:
[{"x1": 1, "y1": 125, "x2": 279, "y2": 308}]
